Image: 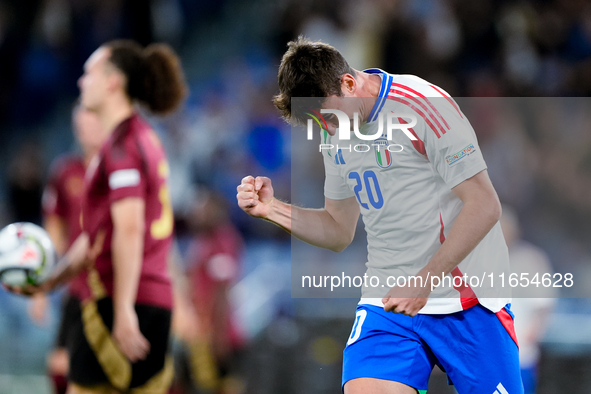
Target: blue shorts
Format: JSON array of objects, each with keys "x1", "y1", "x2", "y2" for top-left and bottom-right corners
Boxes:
[{"x1": 343, "y1": 303, "x2": 523, "y2": 394}]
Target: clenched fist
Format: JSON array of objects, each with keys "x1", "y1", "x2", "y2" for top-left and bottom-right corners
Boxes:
[{"x1": 236, "y1": 176, "x2": 275, "y2": 219}]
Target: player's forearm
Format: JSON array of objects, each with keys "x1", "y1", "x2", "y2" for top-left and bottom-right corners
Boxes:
[
  {"x1": 420, "y1": 196, "x2": 501, "y2": 278},
  {"x1": 43, "y1": 215, "x2": 68, "y2": 256},
  {"x1": 263, "y1": 198, "x2": 292, "y2": 232},
  {"x1": 266, "y1": 199, "x2": 353, "y2": 252},
  {"x1": 44, "y1": 233, "x2": 90, "y2": 290},
  {"x1": 112, "y1": 224, "x2": 144, "y2": 314}
]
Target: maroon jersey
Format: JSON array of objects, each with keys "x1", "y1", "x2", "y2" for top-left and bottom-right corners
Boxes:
[
  {"x1": 43, "y1": 154, "x2": 87, "y2": 298},
  {"x1": 81, "y1": 113, "x2": 173, "y2": 309},
  {"x1": 188, "y1": 223, "x2": 245, "y2": 350}
]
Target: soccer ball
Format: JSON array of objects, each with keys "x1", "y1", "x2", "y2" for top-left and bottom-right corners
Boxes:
[{"x1": 0, "y1": 222, "x2": 57, "y2": 288}]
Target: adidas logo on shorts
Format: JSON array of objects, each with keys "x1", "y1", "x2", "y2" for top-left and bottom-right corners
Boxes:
[{"x1": 493, "y1": 382, "x2": 509, "y2": 394}]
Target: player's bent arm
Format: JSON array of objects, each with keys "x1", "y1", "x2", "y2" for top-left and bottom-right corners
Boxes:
[
  {"x1": 43, "y1": 214, "x2": 69, "y2": 256},
  {"x1": 41, "y1": 232, "x2": 94, "y2": 292},
  {"x1": 267, "y1": 196, "x2": 359, "y2": 252},
  {"x1": 238, "y1": 175, "x2": 359, "y2": 252},
  {"x1": 301, "y1": 197, "x2": 360, "y2": 252},
  {"x1": 110, "y1": 197, "x2": 150, "y2": 362},
  {"x1": 420, "y1": 169, "x2": 502, "y2": 278}
]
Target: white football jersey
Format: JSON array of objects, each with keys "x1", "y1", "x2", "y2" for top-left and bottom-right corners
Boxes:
[{"x1": 322, "y1": 69, "x2": 510, "y2": 314}]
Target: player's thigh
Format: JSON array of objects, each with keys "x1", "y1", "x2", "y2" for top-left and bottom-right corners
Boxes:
[
  {"x1": 343, "y1": 306, "x2": 434, "y2": 392},
  {"x1": 344, "y1": 378, "x2": 418, "y2": 394},
  {"x1": 420, "y1": 304, "x2": 522, "y2": 393},
  {"x1": 67, "y1": 382, "x2": 116, "y2": 394}
]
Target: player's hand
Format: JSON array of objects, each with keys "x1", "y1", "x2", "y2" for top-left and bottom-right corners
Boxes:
[
  {"x1": 113, "y1": 307, "x2": 150, "y2": 363},
  {"x1": 4, "y1": 269, "x2": 67, "y2": 296},
  {"x1": 381, "y1": 279, "x2": 431, "y2": 317},
  {"x1": 236, "y1": 175, "x2": 275, "y2": 219},
  {"x1": 172, "y1": 302, "x2": 202, "y2": 343},
  {"x1": 2, "y1": 282, "x2": 47, "y2": 297},
  {"x1": 3, "y1": 231, "x2": 106, "y2": 297},
  {"x1": 27, "y1": 293, "x2": 49, "y2": 326}
]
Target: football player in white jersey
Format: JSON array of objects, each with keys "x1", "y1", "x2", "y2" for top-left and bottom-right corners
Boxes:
[{"x1": 237, "y1": 37, "x2": 523, "y2": 394}]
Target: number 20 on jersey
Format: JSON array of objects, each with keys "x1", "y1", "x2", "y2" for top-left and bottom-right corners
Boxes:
[{"x1": 348, "y1": 170, "x2": 384, "y2": 209}]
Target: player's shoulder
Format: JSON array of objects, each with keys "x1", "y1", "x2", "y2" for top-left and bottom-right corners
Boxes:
[
  {"x1": 386, "y1": 73, "x2": 465, "y2": 130},
  {"x1": 112, "y1": 113, "x2": 146, "y2": 142},
  {"x1": 103, "y1": 114, "x2": 149, "y2": 158},
  {"x1": 49, "y1": 153, "x2": 85, "y2": 178},
  {"x1": 128, "y1": 112, "x2": 153, "y2": 134},
  {"x1": 389, "y1": 74, "x2": 452, "y2": 98}
]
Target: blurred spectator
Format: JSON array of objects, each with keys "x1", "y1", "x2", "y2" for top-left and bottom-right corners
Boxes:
[
  {"x1": 501, "y1": 205, "x2": 557, "y2": 394},
  {"x1": 29, "y1": 103, "x2": 108, "y2": 394},
  {"x1": 174, "y1": 189, "x2": 245, "y2": 394},
  {"x1": 7, "y1": 141, "x2": 45, "y2": 225}
]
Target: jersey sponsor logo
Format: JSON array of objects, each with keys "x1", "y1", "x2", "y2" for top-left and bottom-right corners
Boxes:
[
  {"x1": 493, "y1": 382, "x2": 509, "y2": 394},
  {"x1": 445, "y1": 143, "x2": 475, "y2": 166},
  {"x1": 108, "y1": 168, "x2": 141, "y2": 190},
  {"x1": 374, "y1": 137, "x2": 392, "y2": 168}
]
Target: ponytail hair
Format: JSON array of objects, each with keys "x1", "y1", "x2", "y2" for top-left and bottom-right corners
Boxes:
[{"x1": 105, "y1": 40, "x2": 188, "y2": 115}]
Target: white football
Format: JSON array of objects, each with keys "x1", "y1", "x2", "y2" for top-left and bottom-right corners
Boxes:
[{"x1": 0, "y1": 222, "x2": 57, "y2": 287}]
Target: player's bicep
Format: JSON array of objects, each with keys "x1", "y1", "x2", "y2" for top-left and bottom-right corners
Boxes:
[
  {"x1": 43, "y1": 214, "x2": 68, "y2": 256},
  {"x1": 451, "y1": 169, "x2": 496, "y2": 201},
  {"x1": 451, "y1": 170, "x2": 501, "y2": 220},
  {"x1": 111, "y1": 197, "x2": 146, "y2": 235},
  {"x1": 325, "y1": 196, "x2": 360, "y2": 241}
]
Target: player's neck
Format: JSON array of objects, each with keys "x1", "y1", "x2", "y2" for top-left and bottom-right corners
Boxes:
[
  {"x1": 352, "y1": 70, "x2": 382, "y2": 122},
  {"x1": 353, "y1": 70, "x2": 382, "y2": 98},
  {"x1": 83, "y1": 150, "x2": 99, "y2": 167},
  {"x1": 98, "y1": 94, "x2": 134, "y2": 134}
]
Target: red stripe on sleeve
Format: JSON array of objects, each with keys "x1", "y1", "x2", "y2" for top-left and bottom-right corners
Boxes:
[
  {"x1": 391, "y1": 83, "x2": 450, "y2": 129},
  {"x1": 387, "y1": 96, "x2": 441, "y2": 138},
  {"x1": 397, "y1": 117, "x2": 426, "y2": 156},
  {"x1": 390, "y1": 88, "x2": 448, "y2": 137},
  {"x1": 428, "y1": 84, "x2": 464, "y2": 119}
]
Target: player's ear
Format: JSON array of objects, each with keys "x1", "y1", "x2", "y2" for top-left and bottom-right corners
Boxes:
[
  {"x1": 340, "y1": 74, "x2": 357, "y2": 96},
  {"x1": 108, "y1": 71, "x2": 125, "y2": 93}
]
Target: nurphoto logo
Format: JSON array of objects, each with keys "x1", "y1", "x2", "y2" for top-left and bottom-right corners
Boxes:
[
  {"x1": 306, "y1": 109, "x2": 418, "y2": 154},
  {"x1": 306, "y1": 109, "x2": 418, "y2": 141}
]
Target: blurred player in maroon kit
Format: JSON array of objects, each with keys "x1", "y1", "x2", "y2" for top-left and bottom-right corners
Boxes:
[
  {"x1": 182, "y1": 190, "x2": 245, "y2": 393},
  {"x1": 10, "y1": 39, "x2": 187, "y2": 394},
  {"x1": 30, "y1": 103, "x2": 108, "y2": 394}
]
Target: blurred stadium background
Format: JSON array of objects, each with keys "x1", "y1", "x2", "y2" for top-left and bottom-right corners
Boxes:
[{"x1": 1, "y1": 0, "x2": 591, "y2": 393}]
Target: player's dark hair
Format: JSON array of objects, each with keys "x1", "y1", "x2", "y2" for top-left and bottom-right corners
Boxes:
[
  {"x1": 105, "y1": 39, "x2": 188, "y2": 115},
  {"x1": 273, "y1": 36, "x2": 355, "y2": 124}
]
